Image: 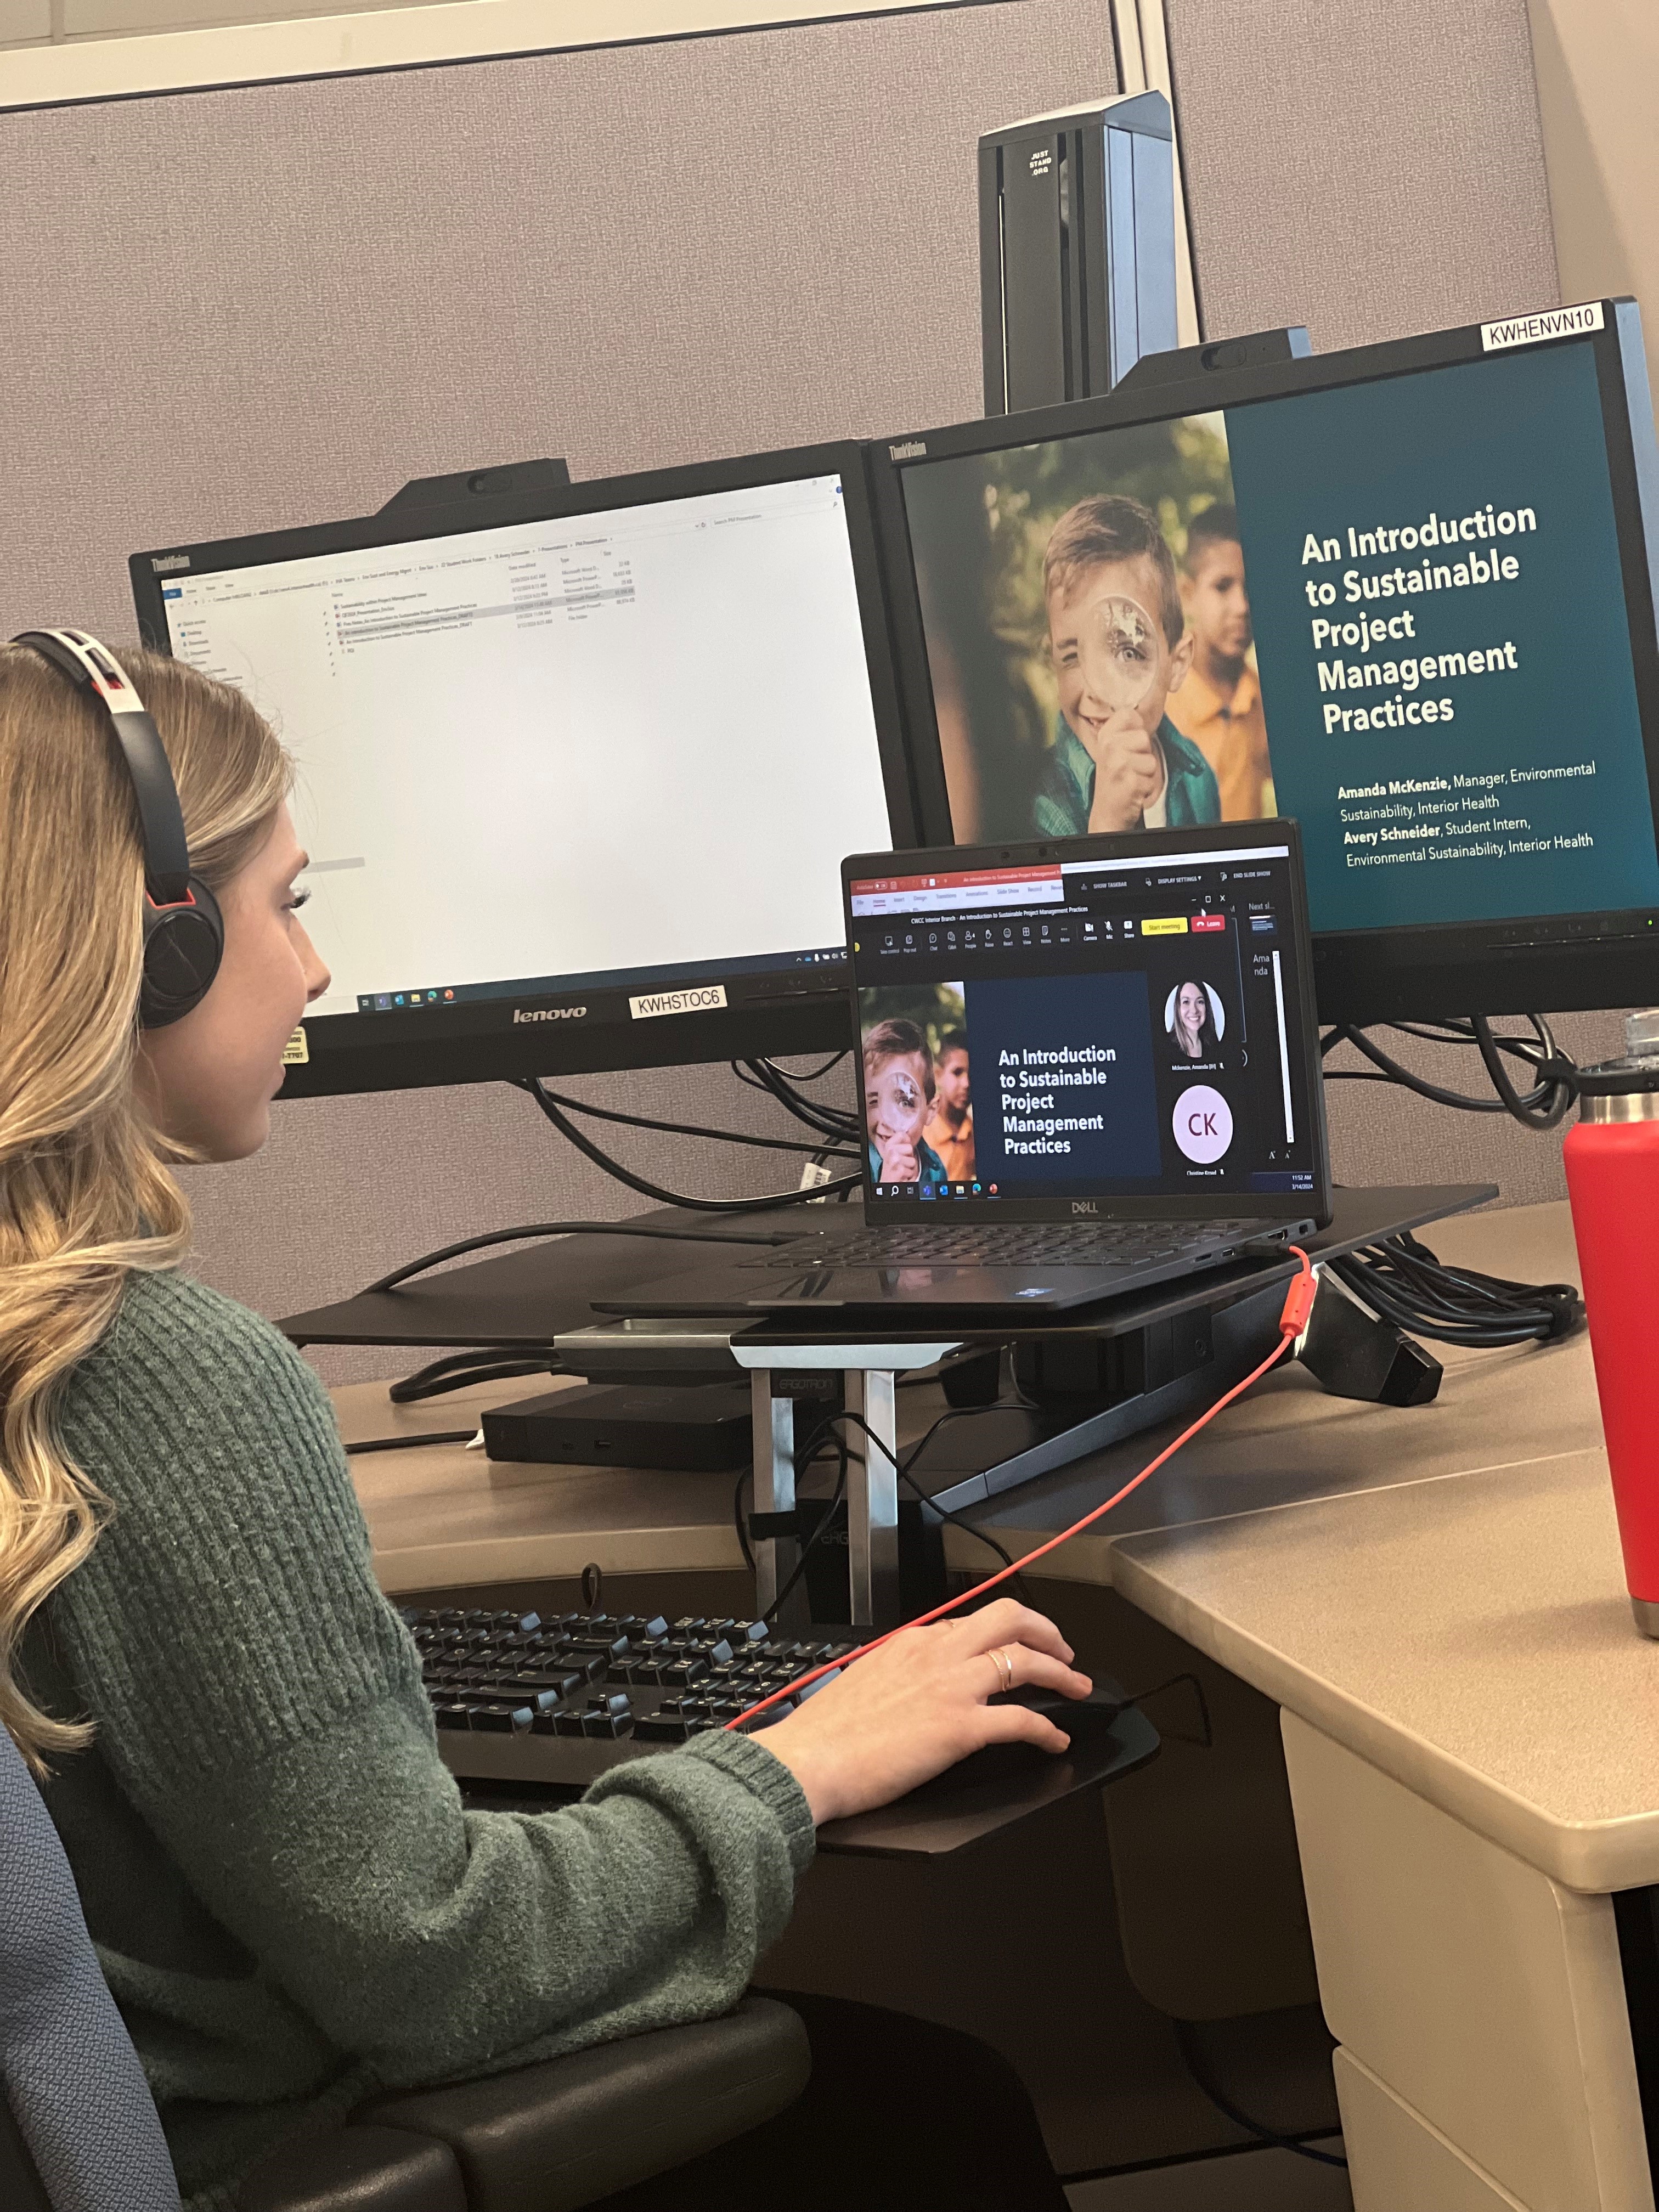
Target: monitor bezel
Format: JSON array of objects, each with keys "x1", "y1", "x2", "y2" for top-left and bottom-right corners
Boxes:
[
  {"x1": 841, "y1": 816, "x2": 1332, "y2": 1224},
  {"x1": 864, "y1": 301, "x2": 1659, "y2": 1024},
  {"x1": 131, "y1": 441, "x2": 914, "y2": 1096}
]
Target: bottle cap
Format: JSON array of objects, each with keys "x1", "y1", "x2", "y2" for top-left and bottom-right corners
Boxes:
[{"x1": 1575, "y1": 1053, "x2": 1659, "y2": 1108}]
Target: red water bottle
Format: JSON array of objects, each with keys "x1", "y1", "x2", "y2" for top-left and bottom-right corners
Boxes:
[{"x1": 1564, "y1": 1020, "x2": 1659, "y2": 1635}]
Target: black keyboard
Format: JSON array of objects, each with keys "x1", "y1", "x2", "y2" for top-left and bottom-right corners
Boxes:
[
  {"x1": 404, "y1": 1606, "x2": 861, "y2": 1780},
  {"x1": 410, "y1": 1605, "x2": 1163, "y2": 1849},
  {"x1": 748, "y1": 1217, "x2": 1269, "y2": 1269}
]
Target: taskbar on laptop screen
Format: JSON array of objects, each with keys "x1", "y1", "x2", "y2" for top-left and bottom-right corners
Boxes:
[{"x1": 845, "y1": 835, "x2": 1323, "y2": 1218}]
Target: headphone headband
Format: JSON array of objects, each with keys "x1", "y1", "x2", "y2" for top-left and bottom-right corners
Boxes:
[
  {"x1": 12, "y1": 629, "x2": 193, "y2": 906},
  {"x1": 10, "y1": 627, "x2": 223, "y2": 1026}
]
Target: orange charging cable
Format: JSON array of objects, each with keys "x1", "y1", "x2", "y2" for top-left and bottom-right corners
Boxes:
[{"x1": 724, "y1": 1246, "x2": 1317, "y2": 1731}]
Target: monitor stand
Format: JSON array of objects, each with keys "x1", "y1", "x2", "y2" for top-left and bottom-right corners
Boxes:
[
  {"x1": 550, "y1": 1184, "x2": 1495, "y2": 1631},
  {"x1": 283, "y1": 1186, "x2": 1494, "y2": 1630}
]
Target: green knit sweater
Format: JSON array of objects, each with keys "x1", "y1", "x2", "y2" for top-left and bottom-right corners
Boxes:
[{"x1": 22, "y1": 1269, "x2": 815, "y2": 2211}]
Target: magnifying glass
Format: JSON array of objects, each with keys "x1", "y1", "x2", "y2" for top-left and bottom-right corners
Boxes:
[
  {"x1": 889, "y1": 1070, "x2": 923, "y2": 1127},
  {"x1": 1077, "y1": 594, "x2": 1160, "y2": 714}
]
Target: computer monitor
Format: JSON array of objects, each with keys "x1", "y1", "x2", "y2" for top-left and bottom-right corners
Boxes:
[
  {"x1": 867, "y1": 298, "x2": 1659, "y2": 1022},
  {"x1": 130, "y1": 445, "x2": 912, "y2": 1095}
]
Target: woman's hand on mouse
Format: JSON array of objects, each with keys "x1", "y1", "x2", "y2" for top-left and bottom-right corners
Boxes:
[{"x1": 758, "y1": 1598, "x2": 1092, "y2": 1825}]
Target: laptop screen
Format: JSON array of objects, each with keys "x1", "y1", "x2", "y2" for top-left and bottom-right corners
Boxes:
[{"x1": 844, "y1": 823, "x2": 1327, "y2": 1220}]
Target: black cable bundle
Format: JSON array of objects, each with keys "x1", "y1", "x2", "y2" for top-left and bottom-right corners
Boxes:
[
  {"x1": 754, "y1": 1403, "x2": 1024, "y2": 1623},
  {"x1": 734, "y1": 1053, "x2": 862, "y2": 1144},
  {"x1": 1329, "y1": 1228, "x2": 1580, "y2": 1349},
  {"x1": 1321, "y1": 1015, "x2": 1578, "y2": 1130},
  {"x1": 516, "y1": 1056, "x2": 862, "y2": 1213}
]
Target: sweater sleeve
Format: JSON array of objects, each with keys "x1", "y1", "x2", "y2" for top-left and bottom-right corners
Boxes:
[{"x1": 50, "y1": 1272, "x2": 814, "y2": 2089}]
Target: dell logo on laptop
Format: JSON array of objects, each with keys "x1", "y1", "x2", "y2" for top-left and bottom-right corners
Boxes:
[{"x1": 1071, "y1": 1200, "x2": 1099, "y2": 1216}]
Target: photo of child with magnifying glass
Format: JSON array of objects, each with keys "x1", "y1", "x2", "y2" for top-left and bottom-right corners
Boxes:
[
  {"x1": 1035, "y1": 494, "x2": 1222, "y2": 836},
  {"x1": 862, "y1": 1018, "x2": 951, "y2": 1189}
]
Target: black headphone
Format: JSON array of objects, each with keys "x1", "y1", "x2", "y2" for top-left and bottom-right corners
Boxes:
[{"x1": 12, "y1": 628, "x2": 225, "y2": 1028}]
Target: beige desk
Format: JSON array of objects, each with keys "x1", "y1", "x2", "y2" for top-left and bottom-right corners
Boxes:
[
  {"x1": 340, "y1": 1199, "x2": 1652, "y2": 2208},
  {"x1": 338, "y1": 1376, "x2": 746, "y2": 1594},
  {"x1": 1086, "y1": 1202, "x2": 1658, "y2": 2212}
]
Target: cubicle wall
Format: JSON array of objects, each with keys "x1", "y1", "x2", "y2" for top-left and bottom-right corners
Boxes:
[{"x1": 0, "y1": 0, "x2": 1585, "y2": 1371}]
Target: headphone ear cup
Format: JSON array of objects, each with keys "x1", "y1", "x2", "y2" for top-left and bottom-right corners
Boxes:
[{"x1": 139, "y1": 876, "x2": 224, "y2": 1029}]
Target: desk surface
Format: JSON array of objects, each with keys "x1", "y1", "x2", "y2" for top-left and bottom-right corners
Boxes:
[
  {"x1": 339, "y1": 1375, "x2": 745, "y2": 1592},
  {"x1": 1094, "y1": 1200, "x2": 1659, "y2": 1895},
  {"x1": 342, "y1": 1199, "x2": 1656, "y2": 1891}
]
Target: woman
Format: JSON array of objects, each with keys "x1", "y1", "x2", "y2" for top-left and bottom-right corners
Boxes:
[
  {"x1": 0, "y1": 641, "x2": 1086, "y2": 2211},
  {"x1": 1171, "y1": 979, "x2": 1211, "y2": 1059}
]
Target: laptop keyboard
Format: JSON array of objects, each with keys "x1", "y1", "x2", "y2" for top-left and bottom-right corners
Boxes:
[{"x1": 752, "y1": 1217, "x2": 1272, "y2": 1270}]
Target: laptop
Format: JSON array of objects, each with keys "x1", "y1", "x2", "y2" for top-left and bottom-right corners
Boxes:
[{"x1": 597, "y1": 821, "x2": 1331, "y2": 1317}]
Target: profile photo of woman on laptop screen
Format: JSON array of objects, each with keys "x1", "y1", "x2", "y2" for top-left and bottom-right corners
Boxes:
[{"x1": 1167, "y1": 979, "x2": 1223, "y2": 1060}]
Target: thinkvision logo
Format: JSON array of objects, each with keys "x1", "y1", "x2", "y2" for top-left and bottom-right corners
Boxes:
[
  {"x1": 512, "y1": 1006, "x2": 587, "y2": 1023},
  {"x1": 888, "y1": 441, "x2": 927, "y2": 461},
  {"x1": 151, "y1": 554, "x2": 191, "y2": 573}
]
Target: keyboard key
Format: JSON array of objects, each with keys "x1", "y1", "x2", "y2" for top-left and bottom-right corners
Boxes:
[
  {"x1": 470, "y1": 1702, "x2": 534, "y2": 1734},
  {"x1": 582, "y1": 1693, "x2": 633, "y2": 1739},
  {"x1": 504, "y1": 1665, "x2": 578, "y2": 1691},
  {"x1": 633, "y1": 1713, "x2": 689, "y2": 1742},
  {"x1": 488, "y1": 1685, "x2": 563, "y2": 1715}
]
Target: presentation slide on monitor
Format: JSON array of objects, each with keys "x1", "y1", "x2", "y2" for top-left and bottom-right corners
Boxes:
[
  {"x1": 902, "y1": 338, "x2": 1659, "y2": 934},
  {"x1": 162, "y1": 477, "x2": 892, "y2": 1016}
]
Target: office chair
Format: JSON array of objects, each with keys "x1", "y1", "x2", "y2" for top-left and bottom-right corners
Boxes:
[{"x1": 0, "y1": 1719, "x2": 810, "y2": 2212}]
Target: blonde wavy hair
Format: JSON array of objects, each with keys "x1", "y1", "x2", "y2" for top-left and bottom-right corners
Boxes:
[{"x1": 0, "y1": 642, "x2": 289, "y2": 1770}]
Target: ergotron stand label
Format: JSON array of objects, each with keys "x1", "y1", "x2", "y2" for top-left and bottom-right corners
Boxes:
[
  {"x1": 281, "y1": 1026, "x2": 309, "y2": 1065},
  {"x1": 628, "y1": 984, "x2": 729, "y2": 1020},
  {"x1": 1481, "y1": 301, "x2": 1604, "y2": 353}
]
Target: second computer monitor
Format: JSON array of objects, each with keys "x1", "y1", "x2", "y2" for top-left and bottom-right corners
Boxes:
[
  {"x1": 132, "y1": 446, "x2": 911, "y2": 1095},
  {"x1": 871, "y1": 300, "x2": 1659, "y2": 1022}
]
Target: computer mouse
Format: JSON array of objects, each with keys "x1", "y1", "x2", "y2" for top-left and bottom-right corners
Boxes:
[
  {"x1": 989, "y1": 1681, "x2": 1127, "y2": 1729},
  {"x1": 931, "y1": 1683, "x2": 1128, "y2": 1792}
]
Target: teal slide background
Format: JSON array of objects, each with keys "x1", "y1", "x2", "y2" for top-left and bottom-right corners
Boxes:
[{"x1": 1228, "y1": 341, "x2": 1659, "y2": 932}]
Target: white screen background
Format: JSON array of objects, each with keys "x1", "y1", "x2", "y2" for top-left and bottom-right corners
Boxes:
[{"x1": 163, "y1": 476, "x2": 892, "y2": 1017}]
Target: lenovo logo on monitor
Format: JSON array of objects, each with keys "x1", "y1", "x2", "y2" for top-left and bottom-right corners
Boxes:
[{"x1": 512, "y1": 1006, "x2": 587, "y2": 1023}]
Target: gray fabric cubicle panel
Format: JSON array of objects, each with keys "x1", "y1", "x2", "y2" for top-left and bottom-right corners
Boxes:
[
  {"x1": 1165, "y1": 0, "x2": 1560, "y2": 347},
  {"x1": 0, "y1": 0, "x2": 1115, "y2": 636}
]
